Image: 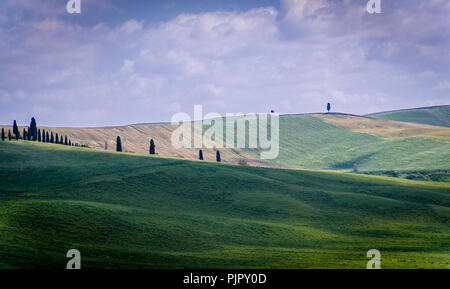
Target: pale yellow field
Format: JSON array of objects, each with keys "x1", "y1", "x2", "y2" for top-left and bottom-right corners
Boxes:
[{"x1": 315, "y1": 114, "x2": 450, "y2": 140}]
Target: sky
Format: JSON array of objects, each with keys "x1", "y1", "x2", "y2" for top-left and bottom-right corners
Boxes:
[{"x1": 0, "y1": 0, "x2": 449, "y2": 127}]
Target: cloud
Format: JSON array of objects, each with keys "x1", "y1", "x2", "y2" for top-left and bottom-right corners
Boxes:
[
  {"x1": 434, "y1": 81, "x2": 450, "y2": 91},
  {"x1": 0, "y1": 0, "x2": 449, "y2": 126}
]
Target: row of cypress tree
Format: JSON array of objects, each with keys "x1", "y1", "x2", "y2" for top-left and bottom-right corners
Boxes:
[
  {"x1": 199, "y1": 149, "x2": 221, "y2": 162},
  {"x1": 1, "y1": 118, "x2": 77, "y2": 147},
  {"x1": 2, "y1": 121, "x2": 224, "y2": 163},
  {"x1": 114, "y1": 136, "x2": 221, "y2": 162}
]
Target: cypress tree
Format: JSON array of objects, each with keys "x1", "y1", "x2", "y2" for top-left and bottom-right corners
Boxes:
[
  {"x1": 116, "y1": 136, "x2": 122, "y2": 152},
  {"x1": 149, "y1": 139, "x2": 155, "y2": 155},
  {"x1": 199, "y1": 150, "x2": 204, "y2": 160},
  {"x1": 15, "y1": 126, "x2": 20, "y2": 140},
  {"x1": 51, "y1": 132, "x2": 54, "y2": 143},
  {"x1": 27, "y1": 127, "x2": 31, "y2": 140},
  {"x1": 13, "y1": 120, "x2": 19, "y2": 137},
  {"x1": 30, "y1": 117, "x2": 37, "y2": 141},
  {"x1": 1, "y1": 128, "x2": 4, "y2": 141},
  {"x1": 64, "y1": 136, "x2": 68, "y2": 145},
  {"x1": 46, "y1": 131, "x2": 50, "y2": 143},
  {"x1": 55, "y1": 133, "x2": 59, "y2": 144},
  {"x1": 23, "y1": 128, "x2": 27, "y2": 140},
  {"x1": 42, "y1": 129, "x2": 45, "y2": 143},
  {"x1": 8, "y1": 130, "x2": 12, "y2": 141},
  {"x1": 69, "y1": 140, "x2": 72, "y2": 146},
  {"x1": 38, "y1": 129, "x2": 41, "y2": 142},
  {"x1": 60, "y1": 135, "x2": 63, "y2": 144},
  {"x1": 216, "y1": 150, "x2": 221, "y2": 162}
]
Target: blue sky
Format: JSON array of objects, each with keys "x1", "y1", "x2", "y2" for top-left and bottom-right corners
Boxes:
[{"x1": 0, "y1": 0, "x2": 449, "y2": 127}]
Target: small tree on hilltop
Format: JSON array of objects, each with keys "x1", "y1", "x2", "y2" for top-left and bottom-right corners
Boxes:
[
  {"x1": 116, "y1": 136, "x2": 122, "y2": 152},
  {"x1": 327, "y1": 103, "x2": 331, "y2": 113},
  {"x1": 1, "y1": 128, "x2": 5, "y2": 141},
  {"x1": 199, "y1": 150, "x2": 204, "y2": 160},
  {"x1": 149, "y1": 139, "x2": 155, "y2": 155},
  {"x1": 216, "y1": 150, "x2": 221, "y2": 162}
]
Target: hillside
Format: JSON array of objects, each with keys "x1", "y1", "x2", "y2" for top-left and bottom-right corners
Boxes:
[
  {"x1": 268, "y1": 115, "x2": 450, "y2": 172},
  {"x1": 0, "y1": 141, "x2": 449, "y2": 269},
  {"x1": 2, "y1": 111, "x2": 450, "y2": 173},
  {"x1": 367, "y1": 105, "x2": 450, "y2": 127}
]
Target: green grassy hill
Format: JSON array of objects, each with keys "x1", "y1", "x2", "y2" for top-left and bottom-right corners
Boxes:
[
  {"x1": 0, "y1": 141, "x2": 449, "y2": 269},
  {"x1": 262, "y1": 115, "x2": 450, "y2": 172},
  {"x1": 367, "y1": 105, "x2": 450, "y2": 127},
  {"x1": 2, "y1": 107, "x2": 449, "y2": 174}
]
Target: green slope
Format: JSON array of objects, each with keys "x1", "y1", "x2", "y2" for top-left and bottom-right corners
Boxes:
[
  {"x1": 367, "y1": 105, "x2": 450, "y2": 127},
  {"x1": 0, "y1": 141, "x2": 449, "y2": 269},
  {"x1": 257, "y1": 115, "x2": 450, "y2": 172}
]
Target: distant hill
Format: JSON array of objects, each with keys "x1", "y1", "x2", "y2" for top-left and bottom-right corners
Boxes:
[
  {"x1": 1, "y1": 141, "x2": 449, "y2": 268},
  {"x1": 367, "y1": 105, "x2": 450, "y2": 127},
  {"x1": 2, "y1": 109, "x2": 449, "y2": 173},
  {"x1": 265, "y1": 115, "x2": 450, "y2": 172}
]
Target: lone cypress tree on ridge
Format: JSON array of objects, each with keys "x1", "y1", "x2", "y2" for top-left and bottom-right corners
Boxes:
[
  {"x1": 199, "y1": 150, "x2": 204, "y2": 160},
  {"x1": 149, "y1": 139, "x2": 155, "y2": 155},
  {"x1": 327, "y1": 103, "x2": 331, "y2": 113},
  {"x1": 116, "y1": 136, "x2": 122, "y2": 152}
]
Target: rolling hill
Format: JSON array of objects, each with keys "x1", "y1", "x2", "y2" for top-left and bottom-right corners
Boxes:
[
  {"x1": 367, "y1": 105, "x2": 450, "y2": 128},
  {"x1": 267, "y1": 114, "x2": 450, "y2": 172},
  {"x1": 2, "y1": 106, "x2": 449, "y2": 174},
  {"x1": 0, "y1": 141, "x2": 449, "y2": 269}
]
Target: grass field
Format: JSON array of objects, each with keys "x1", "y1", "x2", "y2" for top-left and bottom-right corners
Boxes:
[
  {"x1": 3, "y1": 111, "x2": 449, "y2": 173},
  {"x1": 266, "y1": 115, "x2": 450, "y2": 172},
  {"x1": 0, "y1": 141, "x2": 449, "y2": 269},
  {"x1": 368, "y1": 105, "x2": 450, "y2": 128}
]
